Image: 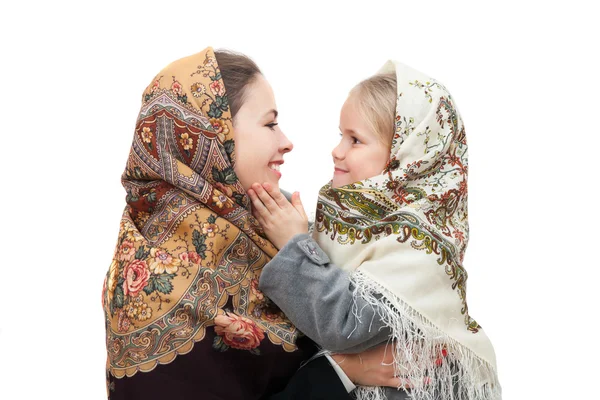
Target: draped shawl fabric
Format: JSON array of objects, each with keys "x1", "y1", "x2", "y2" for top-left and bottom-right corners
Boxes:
[
  {"x1": 313, "y1": 61, "x2": 501, "y2": 400},
  {"x1": 101, "y1": 47, "x2": 310, "y2": 398}
]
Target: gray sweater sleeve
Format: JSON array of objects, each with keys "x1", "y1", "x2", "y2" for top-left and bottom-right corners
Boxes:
[{"x1": 258, "y1": 233, "x2": 392, "y2": 353}]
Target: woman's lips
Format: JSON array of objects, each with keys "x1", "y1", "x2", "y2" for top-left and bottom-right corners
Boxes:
[{"x1": 269, "y1": 167, "x2": 281, "y2": 179}]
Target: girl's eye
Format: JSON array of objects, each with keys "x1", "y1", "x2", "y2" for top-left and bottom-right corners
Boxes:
[
  {"x1": 352, "y1": 137, "x2": 362, "y2": 144},
  {"x1": 266, "y1": 123, "x2": 279, "y2": 131}
]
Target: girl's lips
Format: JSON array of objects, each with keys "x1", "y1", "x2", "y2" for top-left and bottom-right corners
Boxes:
[{"x1": 334, "y1": 168, "x2": 348, "y2": 175}]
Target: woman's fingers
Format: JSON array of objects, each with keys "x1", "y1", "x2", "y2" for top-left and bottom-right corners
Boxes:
[
  {"x1": 392, "y1": 377, "x2": 414, "y2": 390},
  {"x1": 248, "y1": 188, "x2": 271, "y2": 217},
  {"x1": 262, "y1": 182, "x2": 291, "y2": 209},
  {"x1": 385, "y1": 375, "x2": 434, "y2": 390}
]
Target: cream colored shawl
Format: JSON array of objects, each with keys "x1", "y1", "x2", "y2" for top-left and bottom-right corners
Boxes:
[{"x1": 313, "y1": 61, "x2": 501, "y2": 399}]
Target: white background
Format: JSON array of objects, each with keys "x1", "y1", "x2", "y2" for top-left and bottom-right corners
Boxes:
[{"x1": 1, "y1": 1, "x2": 598, "y2": 399}]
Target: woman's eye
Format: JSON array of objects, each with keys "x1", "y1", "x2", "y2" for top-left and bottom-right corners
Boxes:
[{"x1": 266, "y1": 123, "x2": 279, "y2": 131}]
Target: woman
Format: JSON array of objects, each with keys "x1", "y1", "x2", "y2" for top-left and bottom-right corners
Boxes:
[{"x1": 102, "y1": 47, "x2": 399, "y2": 399}]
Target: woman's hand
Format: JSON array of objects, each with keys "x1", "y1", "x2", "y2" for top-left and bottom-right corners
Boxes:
[
  {"x1": 332, "y1": 343, "x2": 449, "y2": 389},
  {"x1": 247, "y1": 182, "x2": 308, "y2": 249},
  {"x1": 331, "y1": 344, "x2": 408, "y2": 389}
]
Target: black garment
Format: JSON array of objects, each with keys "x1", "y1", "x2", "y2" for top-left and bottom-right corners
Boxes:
[
  {"x1": 108, "y1": 330, "x2": 350, "y2": 400},
  {"x1": 266, "y1": 356, "x2": 352, "y2": 400}
]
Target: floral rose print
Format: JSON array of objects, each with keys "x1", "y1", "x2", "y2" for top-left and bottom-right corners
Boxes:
[
  {"x1": 117, "y1": 240, "x2": 136, "y2": 262},
  {"x1": 122, "y1": 259, "x2": 150, "y2": 297},
  {"x1": 209, "y1": 80, "x2": 225, "y2": 97},
  {"x1": 250, "y1": 279, "x2": 264, "y2": 301},
  {"x1": 137, "y1": 303, "x2": 153, "y2": 322},
  {"x1": 117, "y1": 309, "x2": 131, "y2": 333},
  {"x1": 149, "y1": 248, "x2": 181, "y2": 274},
  {"x1": 106, "y1": 260, "x2": 119, "y2": 304},
  {"x1": 180, "y1": 133, "x2": 193, "y2": 150},
  {"x1": 212, "y1": 190, "x2": 233, "y2": 209},
  {"x1": 209, "y1": 118, "x2": 229, "y2": 141},
  {"x1": 150, "y1": 78, "x2": 161, "y2": 93},
  {"x1": 171, "y1": 80, "x2": 183, "y2": 96},
  {"x1": 179, "y1": 251, "x2": 201, "y2": 264},
  {"x1": 191, "y1": 82, "x2": 206, "y2": 98},
  {"x1": 214, "y1": 312, "x2": 265, "y2": 350},
  {"x1": 204, "y1": 56, "x2": 216, "y2": 67},
  {"x1": 141, "y1": 127, "x2": 153, "y2": 143},
  {"x1": 201, "y1": 222, "x2": 219, "y2": 238},
  {"x1": 214, "y1": 183, "x2": 233, "y2": 197}
]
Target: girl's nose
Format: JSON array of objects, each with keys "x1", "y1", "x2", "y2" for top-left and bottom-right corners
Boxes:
[{"x1": 332, "y1": 142, "x2": 344, "y2": 160}]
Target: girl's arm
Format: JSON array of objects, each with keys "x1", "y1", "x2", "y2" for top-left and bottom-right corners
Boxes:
[
  {"x1": 258, "y1": 232, "x2": 391, "y2": 353},
  {"x1": 248, "y1": 182, "x2": 391, "y2": 353}
]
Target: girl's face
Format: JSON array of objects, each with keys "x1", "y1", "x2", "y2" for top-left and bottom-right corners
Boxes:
[
  {"x1": 331, "y1": 95, "x2": 390, "y2": 188},
  {"x1": 233, "y1": 75, "x2": 293, "y2": 192}
]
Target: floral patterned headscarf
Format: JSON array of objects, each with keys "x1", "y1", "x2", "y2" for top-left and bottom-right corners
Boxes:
[
  {"x1": 102, "y1": 48, "x2": 303, "y2": 385},
  {"x1": 313, "y1": 61, "x2": 501, "y2": 400}
]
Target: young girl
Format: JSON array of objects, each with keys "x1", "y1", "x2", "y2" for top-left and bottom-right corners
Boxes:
[{"x1": 248, "y1": 60, "x2": 501, "y2": 399}]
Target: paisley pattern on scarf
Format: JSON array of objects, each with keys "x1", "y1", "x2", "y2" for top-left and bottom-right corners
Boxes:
[
  {"x1": 314, "y1": 87, "x2": 479, "y2": 331},
  {"x1": 102, "y1": 48, "x2": 299, "y2": 380},
  {"x1": 313, "y1": 61, "x2": 499, "y2": 399},
  {"x1": 315, "y1": 183, "x2": 479, "y2": 332}
]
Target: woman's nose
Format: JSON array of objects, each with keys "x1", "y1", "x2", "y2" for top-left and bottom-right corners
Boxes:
[{"x1": 279, "y1": 131, "x2": 294, "y2": 154}]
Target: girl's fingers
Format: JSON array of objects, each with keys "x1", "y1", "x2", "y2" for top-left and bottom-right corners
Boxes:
[
  {"x1": 251, "y1": 208, "x2": 263, "y2": 223},
  {"x1": 252, "y1": 183, "x2": 279, "y2": 212},
  {"x1": 262, "y1": 182, "x2": 291, "y2": 209},
  {"x1": 248, "y1": 188, "x2": 271, "y2": 217},
  {"x1": 291, "y1": 192, "x2": 308, "y2": 219}
]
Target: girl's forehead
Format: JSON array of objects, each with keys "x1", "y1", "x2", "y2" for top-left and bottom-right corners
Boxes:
[{"x1": 340, "y1": 98, "x2": 371, "y2": 134}]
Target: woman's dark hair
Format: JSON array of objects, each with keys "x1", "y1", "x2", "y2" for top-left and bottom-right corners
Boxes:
[{"x1": 214, "y1": 50, "x2": 262, "y2": 119}]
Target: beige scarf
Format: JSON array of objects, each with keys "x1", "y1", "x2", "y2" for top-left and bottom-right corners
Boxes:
[
  {"x1": 103, "y1": 48, "x2": 303, "y2": 383},
  {"x1": 313, "y1": 61, "x2": 501, "y2": 399}
]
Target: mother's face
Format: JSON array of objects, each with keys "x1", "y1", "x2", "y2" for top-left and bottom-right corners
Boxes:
[{"x1": 233, "y1": 75, "x2": 293, "y2": 192}]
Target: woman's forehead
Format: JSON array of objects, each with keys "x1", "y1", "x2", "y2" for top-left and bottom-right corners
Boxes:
[{"x1": 238, "y1": 76, "x2": 277, "y2": 118}]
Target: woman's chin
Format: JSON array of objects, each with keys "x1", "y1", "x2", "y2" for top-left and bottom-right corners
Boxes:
[{"x1": 264, "y1": 178, "x2": 280, "y2": 191}]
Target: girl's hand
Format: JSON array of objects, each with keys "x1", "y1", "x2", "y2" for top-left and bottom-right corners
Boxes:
[
  {"x1": 332, "y1": 342, "x2": 449, "y2": 389},
  {"x1": 247, "y1": 182, "x2": 308, "y2": 249}
]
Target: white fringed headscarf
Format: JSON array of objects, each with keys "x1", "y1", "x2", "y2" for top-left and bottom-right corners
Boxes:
[{"x1": 313, "y1": 61, "x2": 501, "y2": 400}]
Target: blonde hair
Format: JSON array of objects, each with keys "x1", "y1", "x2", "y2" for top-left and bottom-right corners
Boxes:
[{"x1": 349, "y1": 73, "x2": 397, "y2": 148}]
